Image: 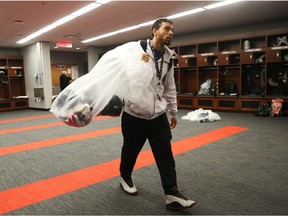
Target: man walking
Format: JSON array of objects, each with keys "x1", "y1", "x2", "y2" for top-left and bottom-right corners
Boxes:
[{"x1": 119, "y1": 17, "x2": 196, "y2": 211}]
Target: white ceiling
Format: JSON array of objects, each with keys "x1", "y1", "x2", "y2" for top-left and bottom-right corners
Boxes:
[{"x1": 0, "y1": 1, "x2": 288, "y2": 52}]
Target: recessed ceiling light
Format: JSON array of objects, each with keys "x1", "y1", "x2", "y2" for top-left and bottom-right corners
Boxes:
[
  {"x1": 64, "y1": 35, "x2": 78, "y2": 39},
  {"x1": 14, "y1": 20, "x2": 24, "y2": 25},
  {"x1": 16, "y1": 1, "x2": 109, "y2": 44},
  {"x1": 204, "y1": 0, "x2": 241, "y2": 9}
]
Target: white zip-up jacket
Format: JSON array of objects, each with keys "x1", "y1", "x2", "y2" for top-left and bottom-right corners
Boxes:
[{"x1": 123, "y1": 39, "x2": 178, "y2": 120}]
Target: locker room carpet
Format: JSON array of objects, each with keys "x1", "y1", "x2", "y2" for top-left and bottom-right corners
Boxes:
[{"x1": 0, "y1": 108, "x2": 287, "y2": 215}]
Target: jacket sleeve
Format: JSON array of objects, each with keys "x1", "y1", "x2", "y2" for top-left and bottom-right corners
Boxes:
[{"x1": 163, "y1": 63, "x2": 178, "y2": 118}]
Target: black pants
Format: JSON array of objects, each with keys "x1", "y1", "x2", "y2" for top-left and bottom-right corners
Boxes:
[{"x1": 120, "y1": 112, "x2": 177, "y2": 194}]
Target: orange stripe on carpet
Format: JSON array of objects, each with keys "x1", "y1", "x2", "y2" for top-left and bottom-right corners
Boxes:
[
  {"x1": 134, "y1": 126, "x2": 248, "y2": 169},
  {"x1": 0, "y1": 125, "x2": 247, "y2": 214},
  {"x1": 0, "y1": 114, "x2": 54, "y2": 124},
  {"x1": 171, "y1": 125, "x2": 248, "y2": 155},
  {"x1": 0, "y1": 126, "x2": 121, "y2": 156},
  {"x1": 0, "y1": 116, "x2": 111, "y2": 135}
]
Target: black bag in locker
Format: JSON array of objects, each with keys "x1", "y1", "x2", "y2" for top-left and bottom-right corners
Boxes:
[{"x1": 225, "y1": 80, "x2": 237, "y2": 94}]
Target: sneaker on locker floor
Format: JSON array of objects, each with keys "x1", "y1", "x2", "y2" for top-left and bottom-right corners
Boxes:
[
  {"x1": 119, "y1": 177, "x2": 138, "y2": 195},
  {"x1": 165, "y1": 192, "x2": 196, "y2": 211}
]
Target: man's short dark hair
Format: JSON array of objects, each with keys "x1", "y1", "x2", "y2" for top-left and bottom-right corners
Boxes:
[{"x1": 151, "y1": 17, "x2": 173, "y2": 37}]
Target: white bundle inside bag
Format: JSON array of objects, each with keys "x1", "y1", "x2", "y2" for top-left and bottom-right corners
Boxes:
[{"x1": 50, "y1": 41, "x2": 153, "y2": 127}]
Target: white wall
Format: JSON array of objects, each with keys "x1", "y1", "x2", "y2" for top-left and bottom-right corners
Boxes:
[{"x1": 21, "y1": 42, "x2": 52, "y2": 109}]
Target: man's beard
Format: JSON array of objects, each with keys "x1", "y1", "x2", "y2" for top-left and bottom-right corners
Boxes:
[
  {"x1": 156, "y1": 34, "x2": 172, "y2": 47},
  {"x1": 162, "y1": 38, "x2": 172, "y2": 46}
]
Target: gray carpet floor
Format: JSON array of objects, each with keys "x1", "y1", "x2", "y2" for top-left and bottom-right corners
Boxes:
[{"x1": 0, "y1": 108, "x2": 287, "y2": 215}]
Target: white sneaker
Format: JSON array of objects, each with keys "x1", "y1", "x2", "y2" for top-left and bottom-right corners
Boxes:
[
  {"x1": 120, "y1": 177, "x2": 138, "y2": 195},
  {"x1": 165, "y1": 193, "x2": 196, "y2": 211}
]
